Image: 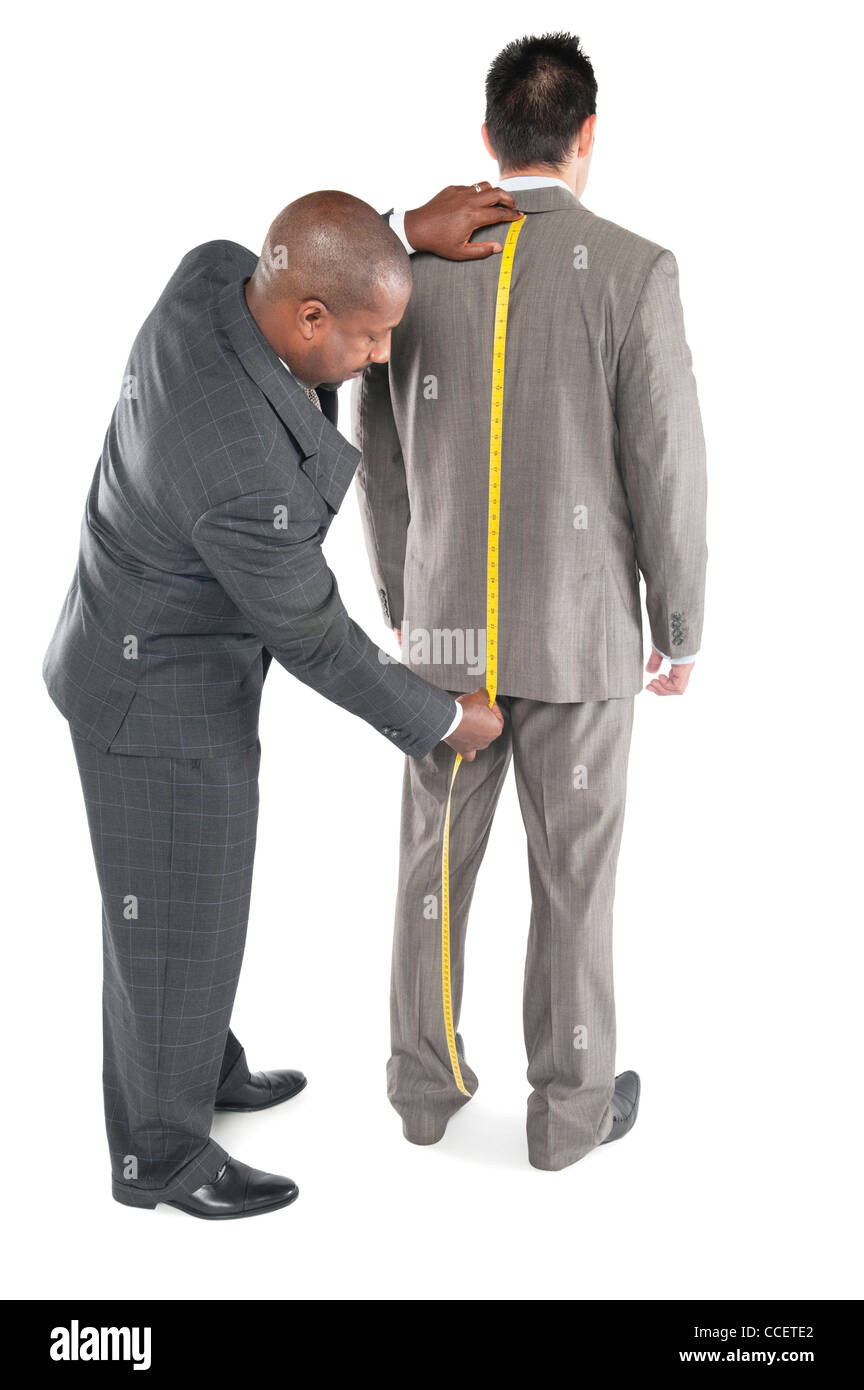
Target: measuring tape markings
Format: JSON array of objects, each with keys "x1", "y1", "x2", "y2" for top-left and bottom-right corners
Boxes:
[{"x1": 439, "y1": 215, "x2": 526, "y2": 1095}]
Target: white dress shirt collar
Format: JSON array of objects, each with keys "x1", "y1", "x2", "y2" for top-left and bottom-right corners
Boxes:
[{"x1": 496, "y1": 174, "x2": 574, "y2": 194}]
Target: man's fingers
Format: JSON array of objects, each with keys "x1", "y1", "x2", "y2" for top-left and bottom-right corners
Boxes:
[
  {"x1": 646, "y1": 674, "x2": 682, "y2": 695},
  {"x1": 477, "y1": 185, "x2": 518, "y2": 208},
  {"x1": 406, "y1": 186, "x2": 521, "y2": 260},
  {"x1": 646, "y1": 649, "x2": 694, "y2": 694},
  {"x1": 661, "y1": 665, "x2": 693, "y2": 694},
  {"x1": 483, "y1": 203, "x2": 523, "y2": 222},
  {"x1": 469, "y1": 200, "x2": 524, "y2": 226},
  {"x1": 462, "y1": 748, "x2": 477, "y2": 762},
  {"x1": 456, "y1": 240, "x2": 504, "y2": 260}
]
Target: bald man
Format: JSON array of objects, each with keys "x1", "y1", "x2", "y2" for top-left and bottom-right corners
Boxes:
[{"x1": 43, "y1": 186, "x2": 518, "y2": 1219}]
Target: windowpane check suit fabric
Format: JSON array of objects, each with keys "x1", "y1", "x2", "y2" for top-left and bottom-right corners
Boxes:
[
  {"x1": 45, "y1": 238, "x2": 456, "y2": 1203},
  {"x1": 70, "y1": 731, "x2": 260, "y2": 1204},
  {"x1": 43, "y1": 239, "x2": 455, "y2": 761}
]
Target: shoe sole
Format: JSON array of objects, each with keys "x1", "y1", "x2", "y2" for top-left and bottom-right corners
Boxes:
[
  {"x1": 163, "y1": 1185, "x2": 300, "y2": 1219},
  {"x1": 214, "y1": 1077, "x2": 308, "y2": 1113}
]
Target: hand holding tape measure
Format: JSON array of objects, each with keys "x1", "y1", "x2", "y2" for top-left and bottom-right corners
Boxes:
[{"x1": 445, "y1": 688, "x2": 503, "y2": 761}]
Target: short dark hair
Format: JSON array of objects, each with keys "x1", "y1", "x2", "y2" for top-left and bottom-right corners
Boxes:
[{"x1": 485, "y1": 32, "x2": 597, "y2": 172}]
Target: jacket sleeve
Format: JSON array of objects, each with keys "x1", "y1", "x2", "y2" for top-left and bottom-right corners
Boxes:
[
  {"x1": 351, "y1": 363, "x2": 410, "y2": 631},
  {"x1": 615, "y1": 249, "x2": 708, "y2": 660},
  {"x1": 191, "y1": 490, "x2": 455, "y2": 758}
]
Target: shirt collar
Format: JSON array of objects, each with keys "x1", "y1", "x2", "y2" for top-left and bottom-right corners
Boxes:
[{"x1": 496, "y1": 174, "x2": 575, "y2": 195}]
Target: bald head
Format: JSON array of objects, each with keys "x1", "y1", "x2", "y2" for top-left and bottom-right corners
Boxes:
[
  {"x1": 244, "y1": 190, "x2": 414, "y2": 390},
  {"x1": 251, "y1": 190, "x2": 412, "y2": 316}
]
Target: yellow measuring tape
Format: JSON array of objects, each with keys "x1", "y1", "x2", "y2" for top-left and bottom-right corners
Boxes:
[{"x1": 440, "y1": 214, "x2": 526, "y2": 1094}]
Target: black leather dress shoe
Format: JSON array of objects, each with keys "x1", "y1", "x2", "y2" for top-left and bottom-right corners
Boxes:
[
  {"x1": 600, "y1": 1070, "x2": 641, "y2": 1144},
  {"x1": 164, "y1": 1158, "x2": 299, "y2": 1219},
  {"x1": 214, "y1": 1069, "x2": 307, "y2": 1112}
]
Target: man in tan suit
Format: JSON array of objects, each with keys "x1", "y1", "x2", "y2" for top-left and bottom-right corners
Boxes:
[{"x1": 352, "y1": 32, "x2": 707, "y2": 1170}]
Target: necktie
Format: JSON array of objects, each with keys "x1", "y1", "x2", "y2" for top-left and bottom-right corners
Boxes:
[{"x1": 278, "y1": 355, "x2": 322, "y2": 412}]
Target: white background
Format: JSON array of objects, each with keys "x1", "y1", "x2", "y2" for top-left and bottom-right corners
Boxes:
[{"x1": 3, "y1": 0, "x2": 861, "y2": 1301}]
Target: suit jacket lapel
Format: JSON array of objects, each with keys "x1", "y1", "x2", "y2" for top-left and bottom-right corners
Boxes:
[{"x1": 215, "y1": 276, "x2": 360, "y2": 511}]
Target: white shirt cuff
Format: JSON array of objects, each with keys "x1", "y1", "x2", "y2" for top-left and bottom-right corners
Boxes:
[
  {"x1": 389, "y1": 208, "x2": 414, "y2": 254},
  {"x1": 654, "y1": 646, "x2": 699, "y2": 665},
  {"x1": 443, "y1": 700, "x2": 463, "y2": 738}
]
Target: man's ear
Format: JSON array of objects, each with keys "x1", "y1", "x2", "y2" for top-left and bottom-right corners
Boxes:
[
  {"x1": 480, "y1": 122, "x2": 496, "y2": 162},
  {"x1": 578, "y1": 114, "x2": 597, "y2": 157},
  {"x1": 297, "y1": 299, "x2": 326, "y2": 341}
]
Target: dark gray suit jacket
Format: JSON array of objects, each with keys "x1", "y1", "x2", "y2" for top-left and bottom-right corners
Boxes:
[{"x1": 43, "y1": 239, "x2": 455, "y2": 758}]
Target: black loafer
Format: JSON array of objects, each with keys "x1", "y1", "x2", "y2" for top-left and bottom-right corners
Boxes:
[
  {"x1": 164, "y1": 1158, "x2": 299, "y2": 1219},
  {"x1": 214, "y1": 1069, "x2": 307, "y2": 1112},
  {"x1": 600, "y1": 1070, "x2": 641, "y2": 1144}
]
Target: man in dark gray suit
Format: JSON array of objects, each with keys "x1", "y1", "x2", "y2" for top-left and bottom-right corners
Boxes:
[
  {"x1": 43, "y1": 186, "x2": 516, "y2": 1218},
  {"x1": 354, "y1": 33, "x2": 708, "y2": 1170}
]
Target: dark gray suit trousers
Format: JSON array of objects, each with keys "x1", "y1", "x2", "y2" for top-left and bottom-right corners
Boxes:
[{"x1": 71, "y1": 730, "x2": 260, "y2": 1206}]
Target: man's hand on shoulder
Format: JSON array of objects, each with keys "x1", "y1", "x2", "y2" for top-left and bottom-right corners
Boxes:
[
  {"x1": 404, "y1": 184, "x2": 523, "y2": 260},
  {"x1": 645, "y1": 646, "x2": 696, "y2": 696}
]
